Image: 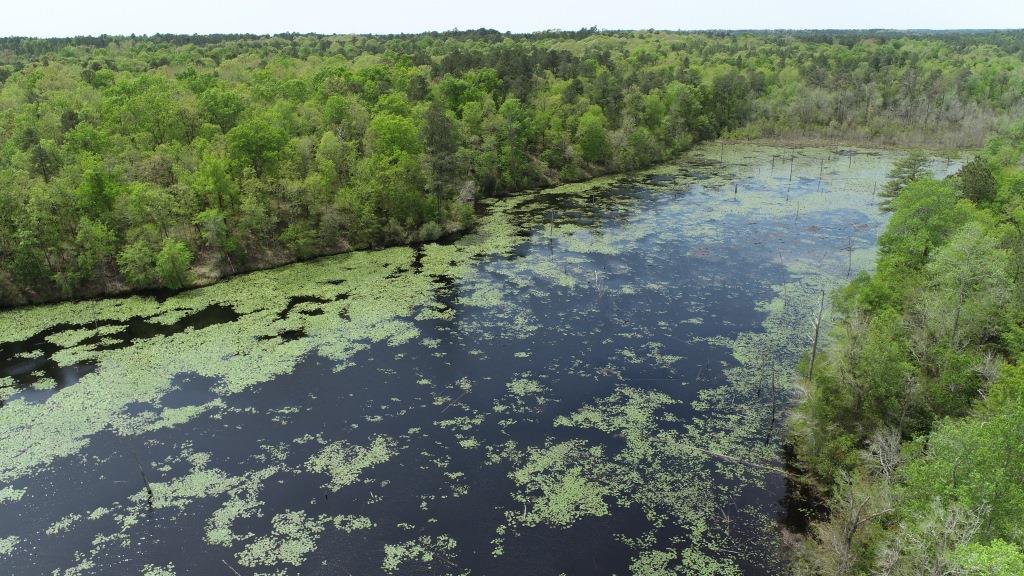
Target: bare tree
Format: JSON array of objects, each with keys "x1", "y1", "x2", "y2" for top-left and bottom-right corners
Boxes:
[
  {"x1": 874, "y1": 500, "x2": 983, "y2": 576},
  {"x1": 865, "y1": 426, "x2": 903, "y2": 485},
  {"x1": 807, "y1": 288, "x2": 826, "y2": 381}
]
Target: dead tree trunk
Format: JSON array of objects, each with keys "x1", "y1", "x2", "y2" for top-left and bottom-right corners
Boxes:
[
  {"x1": 132, "y1": 451, "x2": 154, "y2": 508},
  {"x1": 808, "y1": 289, "x2": 826, "y2": 381}
]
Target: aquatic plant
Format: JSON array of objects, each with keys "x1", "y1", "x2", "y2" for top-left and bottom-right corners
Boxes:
[
  {"x1": 236, "y1": 510, "x2": 331, "y2": 568},
  {"x1": 306, "y1": 435, "x2": 396, "y2": 491},
  {"x1": 382, "y1": 534, "x2": 464, "y2": 575}
]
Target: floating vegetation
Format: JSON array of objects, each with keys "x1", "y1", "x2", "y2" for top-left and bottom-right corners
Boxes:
[
  {"x1": 139, "y1": 464, "x2": 234, "y2": 511},
  {"x1": 140, "y1": 564, "x2": 176, "y2": 576},
  {"x1": 333, "y1": 514, "x2": 374, "y2": 533},
  {"x1": 306, "y1": 435, "x2": 396, "y2": 491},
  {"x1": 0, "y1": 486, "x2": 24, "y2": 504},
  {"x1": 508, "y1": 440, "x2": 611, "y2": 527},
  {"x1": 235, "y1": 510, "x2": 333, "y2": 568},
  {"x1": 382, "y1": 534, "x2": 465, "y2": 575},
  {"x1": 45, "y1": 512, "x2": 82, "y2": 535},
  {"x1": 500, "y1": 387, "x2": 742, "y2": 570},
  {"x1": 204, "y1": 465, "x2": 282, "y2": 547},
  {"x1": 45, "y1": 325, "x2": 128, "y2": 349},
  {"x1": 506, "y1": 377, "x2": 545, "y2": 398},
  {"x1": 0, "y1": 535, "x2": 18, "y2": 556}
]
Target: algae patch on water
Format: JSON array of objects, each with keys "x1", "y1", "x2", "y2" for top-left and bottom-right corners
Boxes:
[
  {"x1": 382, "y1": 534, "x2": 465, "y2": 575},
  {"x1": 306, "y1": 435, "x2": 396, "y2": 491},
  {"x1": 235, "y1": 510, "x2": 332, "y2": 569},
  {"x1": 0, "y1": 535, "x2": 19, "y2": 556}
]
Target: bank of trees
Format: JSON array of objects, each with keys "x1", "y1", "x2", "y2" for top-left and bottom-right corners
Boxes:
[
  {"x1": 791, "y1": 121, "x2": 1024, "y2": 575},
  {"x1": 1, "y1": 30, "x2": 1023, "y2": 305}
]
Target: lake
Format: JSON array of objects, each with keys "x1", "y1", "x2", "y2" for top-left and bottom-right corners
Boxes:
[{"x1": 0, "y1": 143, "x2": 958, "y2": 576}]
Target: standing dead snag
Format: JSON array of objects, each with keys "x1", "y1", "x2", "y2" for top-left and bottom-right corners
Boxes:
[
  {"x1": 765, "y1": 361, "x2": 779, "y2": 446},
  {"x1": 846, "y1": 236, "x2": 855, "y2": 278},
  {"x1": 808, "y1": 288, "x2": 826, "y2": 381},
  {"x1": 545, "y1": 209, "x2": 554, "y2": 254},
  {"x1": 132, "y1": 451, "x2": 155, "y2": 508}
]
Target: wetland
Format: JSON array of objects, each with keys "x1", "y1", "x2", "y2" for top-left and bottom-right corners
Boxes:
[{"x1": 0, "y1": 143, "x2": 959, "y2": 576}]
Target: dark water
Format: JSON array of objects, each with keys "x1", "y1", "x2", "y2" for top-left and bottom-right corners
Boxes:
[{"x1": 0, "y1": 144, "x2": 958, "y2": 576}]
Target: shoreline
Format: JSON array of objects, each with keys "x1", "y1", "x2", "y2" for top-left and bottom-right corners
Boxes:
[
  {"x1": 725, "y1": 135, "x2": 978, "y2": 154},
  {"x1": 0, "y1": 136, "x2": 959, "y2": 312}
]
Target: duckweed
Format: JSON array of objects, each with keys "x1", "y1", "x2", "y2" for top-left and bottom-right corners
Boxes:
[
  {"x1": 0, "y1": 535, "x2": 18, "y2": 556},
  {"x1": 141, "y1": 564, "x2": 176, "y2": 576},
  {"x1": 0, "y1": 486, "x2": 24, "y2": 504},
  {"x1": 236, "y1": 510, "x2": 330, "y2": 568},
  {"x1": 45, "y1": 512, "x2": 82, "y2": 535},
  {"x1": 382, "y1": 534, "x2": 463, "y2": 575},
  {"x1": 306, "y1": 435, "x2": 396, "y2": 491}
]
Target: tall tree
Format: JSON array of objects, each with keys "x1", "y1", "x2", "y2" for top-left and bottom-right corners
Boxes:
[{"x1": 575, "y1": 105, "x2": 612, "y2": 166}]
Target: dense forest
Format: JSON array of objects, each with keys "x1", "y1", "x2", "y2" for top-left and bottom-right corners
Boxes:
[
  {"x1": 2, "y1": 30, "x2": 1024, "y2": 305},
  {"x1": 790, "y1": 122, "x2": 1024, "y2": 574}
]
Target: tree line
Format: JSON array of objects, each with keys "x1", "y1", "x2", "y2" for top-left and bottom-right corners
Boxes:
[
  {"x1": 791, "y1": 121, "x2": 1024, "y2": 575},
  {"x1": 1, "y1": 30, "x2": 1023, "y2": 305}
]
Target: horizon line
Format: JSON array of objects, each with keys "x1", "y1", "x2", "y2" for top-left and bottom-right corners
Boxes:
[{"x1": 2, "y1": 28, "x2": 1023, "y2": 41}]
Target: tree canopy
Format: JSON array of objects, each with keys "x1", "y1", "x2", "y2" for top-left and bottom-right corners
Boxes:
[{"x1": 1, "y1": 30, "x2": 1023, "y2": 306}]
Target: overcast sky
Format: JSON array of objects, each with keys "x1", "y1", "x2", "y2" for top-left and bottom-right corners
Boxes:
[{"x1": 2, "y1": 0, "x2": 1022, "y2": 38}]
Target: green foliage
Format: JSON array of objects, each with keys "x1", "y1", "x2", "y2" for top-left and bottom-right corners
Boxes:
[
  {"x1": 953, "y1": 540, "x2": 1024, "y2": 576},
  {"x1": 620, "y1": 125, "x2": 661, "y2": 171},
  {"x1": 155, "y1": 239, "x2": 193, "y2": 289},
  {"x1": 708, "y1": 69, "x2": 752, "y2": 132},
  {"x1": 72, "y1": 217, "x2": 116, "y2": 290},
  {"x1": 878, "y1": 179, "x2": 970, "y2": 277},
  {"x1": 76, "y1": 160, "x2": 124, "y2": 217},
  {"x1": 575, "y1": 105, "x2": 612, "y2": 165},
  {"x1": 901, "y1": 400, "x2": 1024, "y2": 544},
  {"x1": 29, "y1": 140, "x2": 61, "y2": 183},
  {"x1": 192, "y1": 153, "x2": 238, "y2": 210},
  {"x1": 193, "y1": 209, "x2": 229, "y2": 252},
  {"x1": 314, "y1": 131, "x2": 352, "y2": 186},
  {"x1": 279, "y1": 222, "x2": 318, "y2": 259},
  {"x1": 227, "y1": 117, "x2": 288, "y2": 177},
  {"x1": 873, "y1": 500, "x2": 983, "y2": 576},
  {"x1": 365, "y1": 113, "x2": 422, "y2": 157},
  {"x1": 117, "y1": 240, "x2": 158, "y2": 288},
  {"x1": 880, "y1": 151, "x2": 930, "y2": 210},
  {"x1": 956, "y1": 157, "x2": 998, "y2": 204},
  {"x1": 923, "y1": 222, "x2": 1011, "y2": 349},
  {"x1": 199, "y1": 86, "x2": 245, "y2": 131}
]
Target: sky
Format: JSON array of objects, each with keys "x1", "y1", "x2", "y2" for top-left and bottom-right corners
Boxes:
[{"x1": 1, "y1": 0, "x2": 1022, "y2": 37}]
